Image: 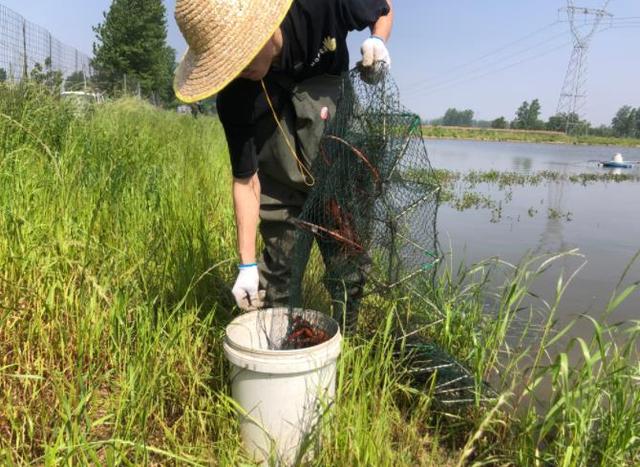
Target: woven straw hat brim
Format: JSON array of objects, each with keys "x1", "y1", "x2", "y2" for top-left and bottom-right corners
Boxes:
[{"x1": 174, "y1": 0, "x2": 294, "y2": 104}]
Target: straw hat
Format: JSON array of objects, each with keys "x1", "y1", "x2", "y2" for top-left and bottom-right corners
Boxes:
[{"x1": 174, "y1": 0, "x2": 294, "y2": 103}]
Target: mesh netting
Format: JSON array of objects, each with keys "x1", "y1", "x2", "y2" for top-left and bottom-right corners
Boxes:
[
  {"x1": 255, "y1": 308, "x2": 338, "y2": 351},
  {"x1": 255, "y1": 69, "x2": 489, "y2": 404},
  {"x1": 0, "y1": 4, "x2": 93, "y2": 82},
  {"x1": 396, "y1": 336, "x2": 497, "y2": 405},
  {"x1": 287, "y1": 68, "x2": 441, "y2": 332}
]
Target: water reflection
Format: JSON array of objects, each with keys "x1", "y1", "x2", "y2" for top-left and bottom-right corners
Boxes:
[
  {"x1": 512, "y1": 156, "x2": 533, "y2": 173},
  {"x1": 536, "y1": 168, "x2": 569, "y2": 255},
  {"x1": 427, "y1": 139, "x2": 640, "y2": 324}
]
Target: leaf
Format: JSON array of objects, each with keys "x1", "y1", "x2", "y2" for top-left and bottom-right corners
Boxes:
[{"x1": 607, "y1": 284, "x2": 639, "y2": 312}]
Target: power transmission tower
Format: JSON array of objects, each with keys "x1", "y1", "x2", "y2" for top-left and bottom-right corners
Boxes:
[{"x1": 556, "y1": 0, "x2": 612, "y2": 134}]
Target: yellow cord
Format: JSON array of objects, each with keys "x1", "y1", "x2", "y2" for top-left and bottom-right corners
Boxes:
[{"x1": 261, "y1": 79, "x2": 315, "y2": 187}]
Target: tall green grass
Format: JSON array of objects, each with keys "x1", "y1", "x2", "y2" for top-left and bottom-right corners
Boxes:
[
  {"x1": 420, "y1": 253, "x2": 639, "y2": 465},
  {"x1": 0, "y1": 83, "x2": 638, "y2": 465}
]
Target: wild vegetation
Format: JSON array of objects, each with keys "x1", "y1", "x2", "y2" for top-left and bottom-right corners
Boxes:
[
  {"x1": 433, "y1": 168, "x2": 640, "y2": 187},
  {"x1": 422, "y1": 125, "x2": 640, "y2": 147},
  {"x1": 0, "y1": 84, "x2": 638, "y2": 465},
  {"x1": 418, "y1": 169, "x2": 639, "y2": 222}
]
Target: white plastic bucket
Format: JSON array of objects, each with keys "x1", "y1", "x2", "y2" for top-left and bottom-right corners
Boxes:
[{"x1": 223, "y1": 308, "x2": 342, "y2": 465}]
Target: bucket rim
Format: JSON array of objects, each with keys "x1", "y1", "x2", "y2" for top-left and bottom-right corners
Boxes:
[{"x1": 224, "y1": 308, "x2": 342, "y2": 356}]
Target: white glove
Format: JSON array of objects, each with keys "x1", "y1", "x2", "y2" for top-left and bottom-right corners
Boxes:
[
  {"x1": 359, "y1": 35, "x2": 391, "y2": 83},
  {"x1": 231, "y1": 264, "x2": 266, "y2": 311}
]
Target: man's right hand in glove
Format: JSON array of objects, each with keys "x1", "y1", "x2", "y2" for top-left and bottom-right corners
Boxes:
[
  {"x1": 231, "y1": 174, "x2": 263, "y2": 311},
  {"x1": 232, "y1": 264, "x2": 266, "y2": 311}
]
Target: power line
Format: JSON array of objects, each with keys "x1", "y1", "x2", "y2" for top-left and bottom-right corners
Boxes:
[
  {"x1": 404, "y1": 29, "x2": 571, "y2": 97},
  {"x1": 402, "y1": 39, "x2": 573, "y2": 99},
  {"x1": 404, "y1": 20, "x2": 607, "y2": 98},
  {"x1": 403, "y1": 21, "x2": 563, "y2": 92},
  {"x1": 401, "y1": 18, "x2": 635, "y2": 100},
  {"x1": 559, "y1": 15, "x2": 640, "y2": 26},
  {"x1": 403, "y1": 17, "x2": 624, "y2": 97},
  {"x1": 404, "y1": 14, "x2": 639, "y2": 98}
]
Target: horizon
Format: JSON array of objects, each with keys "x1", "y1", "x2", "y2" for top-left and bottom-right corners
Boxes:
[{"x1": 0, "y1": 0, "x2": 638, "y2": 125}]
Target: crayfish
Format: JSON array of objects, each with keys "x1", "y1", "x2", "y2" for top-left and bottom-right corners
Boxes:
[
  {"x1": 283, "y1": 316, "x2": 330, "y2": 350},
  {"x1": 293, "y1": 197, "x2": 364, "y2": 257},
  {"x1": 325, "y1": 198, "x2": 363, "y2": 256}
]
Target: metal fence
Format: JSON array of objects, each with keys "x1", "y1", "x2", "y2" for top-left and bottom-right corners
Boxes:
[{"x1": 0, "y1": 3, "x2": 92, "y2": 82}]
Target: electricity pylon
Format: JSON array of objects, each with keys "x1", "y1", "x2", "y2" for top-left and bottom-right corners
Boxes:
[{"x1": 556, "y1": 0, "x2": 612, "y2": 134}]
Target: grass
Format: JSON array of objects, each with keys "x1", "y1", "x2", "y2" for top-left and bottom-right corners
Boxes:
[
  {"x1": 418, "y1": 168, "x2": 640, "y2": 221},
  {"x1": 432, "y1": 169, "x2": 640, "y2": 188},
  {"x1": 0, "y1": 83, "x2": 638, "y2": 465},
  {"x1": 423, "y1": 125, "x2": 640, "y2": 148}
]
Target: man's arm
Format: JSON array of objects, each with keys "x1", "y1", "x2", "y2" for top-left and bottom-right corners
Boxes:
[
  {"x1": 360, "y1": 0, "x2": 393, "y2": 75},
  {"x1": 233, "y1": 174, "x2": 260, "y2": 265},
  {"x1": 230, "y1": 173, "x2": 265, "y2": 311},
  {"x1": 371, "y1": 0, "x2": 393, "y2": 42}
]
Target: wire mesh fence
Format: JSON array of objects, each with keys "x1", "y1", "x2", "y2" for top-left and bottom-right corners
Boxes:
[{"x1": 0, "y1": 3, "x2": 92, "y2": 85}]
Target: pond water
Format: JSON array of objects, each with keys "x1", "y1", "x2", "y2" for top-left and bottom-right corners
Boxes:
[{"x1": 426, "y1": 139, "x2": 640, "y2": 327}]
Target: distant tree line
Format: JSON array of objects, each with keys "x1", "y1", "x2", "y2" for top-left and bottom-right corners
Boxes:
[
  {"x1": 430, "y1": 108, "x2": 475, "y2": 127},
  {"x1": 428, "y1": 99, "x2": 639, "y2": 139}
]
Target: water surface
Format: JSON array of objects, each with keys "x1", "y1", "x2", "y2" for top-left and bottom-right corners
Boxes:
[{"x1": 427, "y1": 139, "x2": 640, "y2": 326}]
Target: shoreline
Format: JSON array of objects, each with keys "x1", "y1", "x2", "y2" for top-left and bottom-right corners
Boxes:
[{"x1": 421, "y1": 126, "x2": 640, "y2": 149}]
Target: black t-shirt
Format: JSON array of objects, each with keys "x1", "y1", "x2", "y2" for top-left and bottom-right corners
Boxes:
[{"x1": 217, "y1": 0, "x2": 390, "y2": 179}]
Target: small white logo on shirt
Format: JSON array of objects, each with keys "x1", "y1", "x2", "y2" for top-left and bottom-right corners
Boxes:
[{"x1": 310, "y1": 36, "x2": 337, "y2": 67}]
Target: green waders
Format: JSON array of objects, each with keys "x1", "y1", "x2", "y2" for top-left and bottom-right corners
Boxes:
[{"x1": 256, "y1": 74, "x2": 366, "y2": 333}]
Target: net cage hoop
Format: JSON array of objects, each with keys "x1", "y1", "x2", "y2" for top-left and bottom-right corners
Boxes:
[
  {"x1": 322, "y1": 134, "x2": 382, "y2": 191},
  {"x1": 283, "y1": 67, "x2": 444, "y2": 369},
  {"x1": 384, "y1": 115, "x2": 424, "y2": 183},
  {"x1": 292, "y1": 218, "x2": 365, "y2": 254}
]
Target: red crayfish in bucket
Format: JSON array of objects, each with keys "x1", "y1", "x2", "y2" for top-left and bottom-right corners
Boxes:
[{"x1": 283, "y1": 315, "x2": 330, "y2": 350}]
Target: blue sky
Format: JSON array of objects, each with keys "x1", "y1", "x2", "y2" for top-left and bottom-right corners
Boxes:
[{"x1": 2, "y1": 0, "x2": 638, "y2": 125}]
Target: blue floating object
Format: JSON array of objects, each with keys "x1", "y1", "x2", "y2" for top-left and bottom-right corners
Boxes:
[{"x1": 600, "y1": 161, "x2": 633, "y2": 169}]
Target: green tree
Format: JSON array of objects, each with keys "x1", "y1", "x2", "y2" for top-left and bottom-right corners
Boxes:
[
  {"x1": 589, "y1": 125, "x2": 614, "y2": 137},
  {"x1": 491, "y1": 116, "x2": 507, "y2": 129},
  {"x1": 0, "y1": 68, "x2": 7, "y2": 83},
  {"x1": 92, "y1": 0, "x2": 176, "y2": 103},
  {"x1": 442, "y1": 108, "x2": 474, "y2": 127},
  {"x1": 611, "y1": 106, "x2": 638, "y2": 138},
  {"x1": 512, "y1": 99, "x2": 544, "y2": 130},
  {"x1": 511, "y1": 101, "x2": 529, "y2": 129},
  {"x1": 546, "y1": 112, "x2": 583, "y2": 132},
  {"x1": 546, "y1": 114, "x2": 567, "y2": 132},
  {"x1": 527, "y1": 99, "x2": 543, "y2": 130}
]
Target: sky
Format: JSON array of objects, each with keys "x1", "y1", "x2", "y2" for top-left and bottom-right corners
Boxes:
[{"x1": 1, "y1": 0, "x2": 638, "y2": 125}]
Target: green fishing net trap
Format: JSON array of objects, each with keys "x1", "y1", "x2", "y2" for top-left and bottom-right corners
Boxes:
[
  {"x1": 255, "y1": 68, "x2": 488, "y2": 403},
  {"x1": 286, "y1": 68, "x2": 441, "y2": 329}
]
